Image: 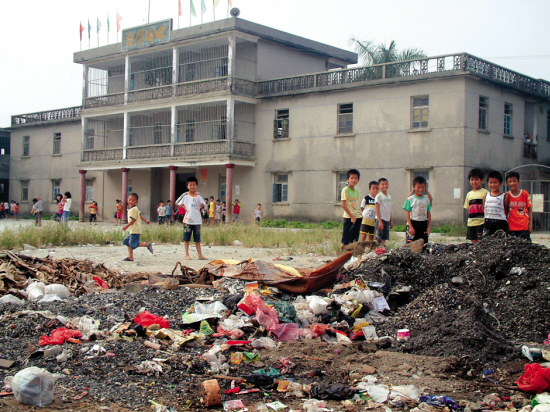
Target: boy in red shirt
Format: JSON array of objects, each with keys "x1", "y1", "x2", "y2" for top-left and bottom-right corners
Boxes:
[{"x1": 506, "y1": 171, "x2": 532, "y2": 241}]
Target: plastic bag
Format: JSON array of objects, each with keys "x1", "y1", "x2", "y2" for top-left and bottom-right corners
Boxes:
[
  {"x1": 39, "y1": 295, "x2": 63, "y2": 303},
  {"x1": 310, "y1": 323, "x2": 331, "y2": 338},
  {"x1": 0, "y1": 294, "x2": 23, "y2": 304},
  {"x1": 308, "y1": 296, "x2": 328, "y2": 314},
  {"x1": 274, "y1": 323, "x2": 300, "y2": 341},
  {"x1": 12, "y1": 367, "x2": 55, "y2": 406},
  {"x1": 250, "y1": 337, "x2": 278, "y2": 350},
  {"x1": 366, "y1": 384, "x2": 390, "y2": 403},
  {"x1": 78, "y1": 316, "x2": 100, "y2": 339},
  {"x1": 517, "y1": 364, "x2": 550, "y2": 393},
  {"x1": 39, "y1": 327, "x2": 83, "y2": 346},
  {"x1": 195, "y1": 301, "x2": 228, "y2": 314},
  {"x1": 92, "y1": 276, "x2": 109, "y2": 289},
  {"x1": 134, "y1": 311, "x2": 170, "y2": 329},
  {"x1": 43, "y1": 284, "x2": 70, "y2": 298},
  {"x1": 26, "y1": 281, "x2": 45, "y2": 301}
]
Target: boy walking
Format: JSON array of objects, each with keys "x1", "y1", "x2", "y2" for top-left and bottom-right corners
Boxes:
[
  {"x1": 403, "y1": 176, "x2": 431, "y2": 244},
  {"x1": 464, "y1": 168, "x2": 489, "y2": 243},
  {"x1": 254, "y1": 203, "x2": 264, "y2": 224},
  {"x1": 340, "y1": 169, "x2": 362, "y2": 249},
  {"x1": 360, "y1": 181, "x2": 379, "y2": 242},
  {"x1": 122, "y1": 193, "x2": 153, "y2": 262},
  {"x1": 31, "y1": 198, "x2": 43, "y2": 227},
  {"x1": 375, "y1": 178, "x2": 393, "y2": 246},
  {"x1": 176, "y1": 177, "x2": 207, "y2": 260},
  {"x1": 506, "y1": 171, "x2": 532, "y2": 241},
  {"x1": 157, "y1": 201, "x2": 167, "y2": 224}
]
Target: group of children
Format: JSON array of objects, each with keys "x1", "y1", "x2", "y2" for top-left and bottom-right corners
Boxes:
[
  {"x1": 0, "y1": 200, "x2": 20, "y2": 220},
  {"x1": 340, "y1": 167, "x2": 533, "y2": 250}
]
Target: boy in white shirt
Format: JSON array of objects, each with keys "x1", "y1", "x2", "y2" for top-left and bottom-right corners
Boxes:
[
  {"x1": 157, "y1": 201, "x2": 167, "y2": 224},
  {"x1": 176, "y1": 176, "x2": 207, "y2": 260},
  {"x1": 375, "y1": 178, "x2": 393, "y2": 246}
]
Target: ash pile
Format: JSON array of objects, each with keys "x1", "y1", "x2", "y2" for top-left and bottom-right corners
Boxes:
[{"x1": 347, "y1": 233, "x2": 550, "y2": 363}]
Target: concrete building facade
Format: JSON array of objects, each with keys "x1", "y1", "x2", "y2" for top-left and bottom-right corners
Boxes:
[
  {"x1": 9, "y1": 18, "x2": 550, "y2": 224},
  {"x1": 0, "y1": 128, "x2": 10, "y2": 202}
]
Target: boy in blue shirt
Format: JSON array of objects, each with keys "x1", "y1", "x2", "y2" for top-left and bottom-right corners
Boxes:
[
  {"x1": 403, "y1": 176, "x2": 432, "y2": 244},
  {"x1": 166, "y1": 200, "x2": 173, "y2": 225}
]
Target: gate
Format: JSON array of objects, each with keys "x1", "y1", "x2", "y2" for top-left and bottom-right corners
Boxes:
[{"x1": 505, "y1": 165, "x2": 550, "y2": 232}]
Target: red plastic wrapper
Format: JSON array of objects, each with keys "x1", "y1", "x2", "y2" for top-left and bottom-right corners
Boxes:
[
  {"x1": 39, "y1": 327, "x2": 83, "y2": 346},
  {"x1": 93, "y1": 276, "x2": 109, "y2": 289},
  {"x1": 517, "y1": 363, "x2": 550, "y2": 393},
  {"x1": 309, "y1": 323, "x2": 331, "y2": 338},
  {"x1": 375, "y1": 248, "x2": 387, "y2": 255},
  {"x1": 134, "y1": 311, "x2": 170, "y2": 329},
  {"x1": 226, "y1": 340, "x2": 252, "y2": 346}
]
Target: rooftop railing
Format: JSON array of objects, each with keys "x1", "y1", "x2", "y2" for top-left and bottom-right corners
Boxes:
[{"x1": 12, "y1": 106, "x2": 82, "y2": 126}]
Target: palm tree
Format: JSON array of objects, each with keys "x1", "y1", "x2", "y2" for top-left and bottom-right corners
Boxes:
[{"x1": 349, "y1": 36, "x2": 427, "y2": 65}]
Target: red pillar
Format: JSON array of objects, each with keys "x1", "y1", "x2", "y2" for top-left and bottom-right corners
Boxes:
[
  {"x1": 121, "y1": 168, "x2": 130, "y2": 223},
  {"x1": 225, "y1": 164, "x2": 235, "y2": 222},
  {"x1": 79, "y1": 170, "x2": 87, "y2": 222},
  {"x1": 169, "y1": 166, "x2": 178, "y2": 223}
]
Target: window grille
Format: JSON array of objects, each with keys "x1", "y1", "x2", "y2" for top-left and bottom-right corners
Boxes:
[
  {"x1": 479, "y1": 97, "x2": 488, "y2": 130},
  {"x1": 412, "y1": 96, "x2": 429, "y2": 129},
  {"x1": 504, "y1": 103, "x2": 513, "y2": 136},
  {"x1": 87, "y1": 61, "x2": 125, "y2": 97},
  {"x1": 273, "y1": 174, "x2": 289, "y2": 203},
  {"x1": 22, "y1": 136, "x2": 29, "y2": 157},
  {"x1": 52, "y1": 180, "x2": 61, "y2": 201},
  {"x1": 336, "y1": 172, "x2": 348, "y2": 202},
  {"x1": 53, "y1": 133, "x2": 61, "y2": 155},
  {"x1": 21, "y1": 181, "x2": 29, "y2": 202},
  {"x1": 338, "y1": 103, "x2": 353, "y2": 134},
  {"x1": 130, "y1": 51, "x2": 173, "y2": 91},
  {"x1": 274, "y1": 109, "x2": 289, "y2": 138}
]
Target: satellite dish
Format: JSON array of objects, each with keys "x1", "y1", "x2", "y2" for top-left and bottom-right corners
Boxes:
[{"x1": 230, "y1": 7, "x2": 240, "y2": 17}]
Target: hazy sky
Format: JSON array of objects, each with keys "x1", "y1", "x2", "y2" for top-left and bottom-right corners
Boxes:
[{"x1": 1, "y1": 0, "x2": 549, "y2": 127}]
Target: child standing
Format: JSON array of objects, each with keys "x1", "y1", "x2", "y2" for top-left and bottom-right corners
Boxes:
[
  {"x1": 403, "y1": 176, "x2": 432, "y2": 244},
  {"x1": 483, "y1": 171, "x2": 509, "y2": 238},
  {"x1": 89, "y1": 201, "x2": 98, "y2": 225},
  {"x1": 254, "y1": 203, "x2": 264, "y2": 224},
  {"x1": 116, "y1": 199, "x2": 124, "y2": 226},
  {"x1": 209, "y1": 196, "x2": 215, "y2": 226},
  {"x1": 157, "y1": 201, "x2": 167, "y2": 224},
  {"x1": 464, "y1": 168, "x2": 488, "y2": 243},
  {"x1": 340, "y1": 169, "x2": 362, "y2": 249},
  {"x1": 176, "y1": 177, "x2": 207, "y2": 260},
  {"x1": 232, "y1": 199, "x2": 241, "y2": 222},
  {"x1": 61, "y1": 192, "x2": 72, "y2": 224},
  {"x1": 506, "y1": 171, "x2": 533, "y2": 241},
  {"x1": 13, "y1": 202, "x2": 19, "y2": 220},
  {"x1": 166, "y1": 200, "x2": 173, "y2": 225},
  {"x1": 375, "y1": 178, "x2": 393, "y2": 246},
  {"x1": 31, "y1": 198, "x2": 43, "y2": 227},
  {"x1": 178, "y1": 203, "x2": 186, "y2": 225},
  {"x1": 122, "y1": 193, "x2": 153, "y2": 261},
  {"x1": 214, "y1": 199, "x2": 222, "y2": 225},
  {"x1": 360, "y1": 181, "x2": 379, "y2": 242},
  {"x1": 222, "y1": 201, "x2": 227, "y2": 223}
]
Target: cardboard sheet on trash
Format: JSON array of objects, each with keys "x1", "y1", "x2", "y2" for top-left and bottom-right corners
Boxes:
[
  {"x1": 149, "y1": 328, "x2": 201, "y2": 345},
  {"x1": 201, "y1": 259, "x2": 302, "y2": 285}
]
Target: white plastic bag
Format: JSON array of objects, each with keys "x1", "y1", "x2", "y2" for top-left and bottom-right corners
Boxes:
[
  {"x1": 390, "y1": 385, "x2": 420, "y2": 400},
  {"x1": 39, "y1": 295, "x2": 63, "y2": 303},
  {"x1": 250, "y1": 337, "x2": 278, "y2": 349},
  {"x1": 308, "y1": 296, "x2": 328, "y2": 314},
  {"x1": 366, "y1": 384, "x2": 390, "y2": 403},
  {"x1": 194, "y1": 301, "x2": 228, "y2": 314},
  {"x1": 12, "y1": 367, "x2": 55, "y2": 407},
  {"x1": 0, "y1": 294, "x2": 24, "y2": 304},
  {"x1": 78, "y1": 316, "x2": 99, "y2": 339},
  {"x1": 26, "y1": 282, "x2": 45, "y2": 301},
  {"x1": 43, "y1": 284, "x2": 70, "y2": 298}
]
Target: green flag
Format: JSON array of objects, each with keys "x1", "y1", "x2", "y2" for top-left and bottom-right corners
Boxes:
[
  {"x1": 213, "y1": 0, "x2": 219, "y2": 6},
  {"x1": 190, "y1": 0, "x2": 197, "y2": 16},
  {"x1": 107, "y1": 14, "x2": 110, "y2": 32}
]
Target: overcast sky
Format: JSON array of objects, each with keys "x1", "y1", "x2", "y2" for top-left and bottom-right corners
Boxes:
[{"x1": 1, "y1": 0, "x2": 549, "y2": 128}]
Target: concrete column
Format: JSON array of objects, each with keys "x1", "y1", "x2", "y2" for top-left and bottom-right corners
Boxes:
[
  {"x1": 79, "y1": 170, "x2": 87, "y2": 222},
  {"x1": 228, "y1": 35, "x2": 236, "y2": 89},
  {"x1": 169, "y1": 166, "x2": 178, "y2": 223},
  {"x1": 227, "y1": 97, "x2": 235, "y2": 154},
  {"x1": 124, "y1": 55, "x2": 130, "y2": 104},
  {"x1": 121, "y1": 168, "x2": 130, "y2": 223},
  {"x1": 82, "y1": 65, "x2": 88, "y2": 100},
  {"x1": 172, "y1": 46, "x2": 178, "y2": 97},
  {"x1": 225, "y1": 164, "x2": 235, "y2": 222},
  {"x1": 123, "y1": 111, "x2": 129, "y2": 159},
  {"x1": 81, "y1": 116, "x2": 87, "y2": 161},
  {"x1": 171, "y1": 106, "x2": 177, "y2": 157}
]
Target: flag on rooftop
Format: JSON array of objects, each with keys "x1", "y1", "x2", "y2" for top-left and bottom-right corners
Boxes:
[
  {"x1": 214, "y1": 0, "x2": 219, "y2": 7},
  {"x1": 97, "y1": 17, "x2": 102, "y2": 33},
  {"x1": 201, "y1": 0, "x2": 206, "y2": 14},
  {"x1": 79, "y1": 22, "x2": 84, "y2": 41},
  {"x1": 190, "y1": 0, "x2": 196, "y2": 17},
  {"x1": 107, "y1": 14, "x2": 110, "y2": 32},
  {"x1": 116, "y1": 12, "x2": 122, "y2": 32},
  {"x1": 179, "y1": 0, "x2": 183, "y2": 16},
  {"x1": 88, "y1": 19, "x2": 91, "y2": 39}
]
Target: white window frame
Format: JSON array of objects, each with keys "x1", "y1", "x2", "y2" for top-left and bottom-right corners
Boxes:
[
  {"x1": 337, "y1": 103, "x2": 353, "y2": 134},
  {"x1": 478, "y1": 96, "x2": 488, "y2": 131},
  {"x1": 273, "y1": 174, "x2": 289, "y2": 203},
  {"x1": 411, "y1": 170, "x2": 430, "y2": 189},
  {"x1": 411, "y1": 96, "x2": 429, "y2": 129},
  {"x1": 21, "y1": 180, "x2": 29, "y2": 202},
  {"x1": 336, "y1": 171, "x2": 348, "y2": 202},
  {"x1": 52, "y1": 179, "x2": 61, "y2": 201},
  {"x1": 504, "y1": 103, "x2": 513, "y2": 136},
  {"x1": 86, "y1": 179, "x2": 94, "y2": 202},
  {"x1": 53, "y1": 133, "x2": 61, "y2": 155},
  {"x1": 22, "y1": 136, "x2": 30, "y2": 157}
]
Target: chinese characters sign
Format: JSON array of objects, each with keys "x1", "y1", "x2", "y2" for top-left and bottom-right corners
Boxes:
[{"x1": 122, "y1": 19, "x2": 172, "y2": 51}]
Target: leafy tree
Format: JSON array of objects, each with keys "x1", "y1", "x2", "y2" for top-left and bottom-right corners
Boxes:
[{"x1": 349, "y1": 36, "x2": 427, "y2": 65}]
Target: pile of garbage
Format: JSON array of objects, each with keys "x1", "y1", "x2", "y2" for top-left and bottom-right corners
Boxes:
[{"x1": 0, "y1": 234, "x2": 549, "y2": 410}]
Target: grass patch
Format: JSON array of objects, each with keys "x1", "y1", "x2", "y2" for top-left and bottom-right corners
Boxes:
[
  {"x1": 259, "y1": 219, "x2": 342, "y2": 230},
  {"x1": 391, "y1": 223, "x2": 467, "y2": 237}
]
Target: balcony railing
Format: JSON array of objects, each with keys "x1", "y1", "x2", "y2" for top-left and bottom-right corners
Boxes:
[
  {"x1": 82, "y1": 140, "x2": 254, "y2": 162},
  {"x1": 12, "y1": 106, "x2": 82, "y2": 126}
]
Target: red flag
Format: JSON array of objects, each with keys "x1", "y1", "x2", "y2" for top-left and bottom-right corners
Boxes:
[
  {"x1": 228, "y1": 0, "x2": 232, "y2": 6},
  {"x1": 80, "y1": 22, "x2": 85, "y2": 41},
  {"x1": 178, "y1": 0, "x2": 182, "y2": 16},
  {"x1": 116, "y1": 12, "x2": 122, "y2": 32}
]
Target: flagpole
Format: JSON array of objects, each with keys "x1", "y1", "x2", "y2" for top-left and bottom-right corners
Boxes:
[
  {"x1": 227, "y1": 1, "x2": 229, "y2": 18},
  {"x1": 213, "y1": 0, "x2": 215, "y2": 21},
  {"x1": 190, "y1": 1, "x2": 192, "y2": 26},
  {"x1": 116, "y1": 11, "x2": 119, "y2": 43},
  {"x1": 97, "y1": 17, "x2": 99, "y2": 48},
  {"x1": 80, "y1": 21, "x2": 82, "y2": 51},
  {"x1": 107, "y1": 13, "x2": 109, "y2": 45}
]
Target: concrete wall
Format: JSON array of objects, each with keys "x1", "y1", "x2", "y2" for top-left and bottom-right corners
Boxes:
[
  {"x1": 9, "y1": 122, "x2": 104, "y2": 219},
  {"x1": 256, "y1": 40, "x2": 328, "y2": 81}
]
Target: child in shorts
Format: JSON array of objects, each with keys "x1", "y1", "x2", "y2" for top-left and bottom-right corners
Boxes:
[
  {"x1": 375, "y1": 178, "x2": 393, "y2": 246},
  {"x1": 506, "y1": 171, "x2": 532, "y2": 241},
  {"x1": 157, "y1": 201, "x2": 167, "y2": 224},
  {"x1": 464, "y1": 168, "x2": 488, "y2": 243},
  {"x1": 176, "y1": 177, "x2": 207, "y2": 260},
  {"x1": 89, "y1": 201, "x2": 98, "y2": 225},
  {"x1": 122, "y1": 193, "x2": 153, "y2": 261},
  {"x1": 403, "y1": 176, "x2": 431, "y2": 244},
  {"x1": 360, "y1": 181, "x2": 379, "y2": 242},
  {"x1": 340, "y1": 169, "x2": 362, "y2": 249},
  {"x1": 116, "y1": 199, "x2": 124, "y2": 226},
  {"x1": 483, "y1": 171, "x2": 509, "y2": 237},
  {"x1": 254, "y1": 203, "x2": 264, "y2": 224}
]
